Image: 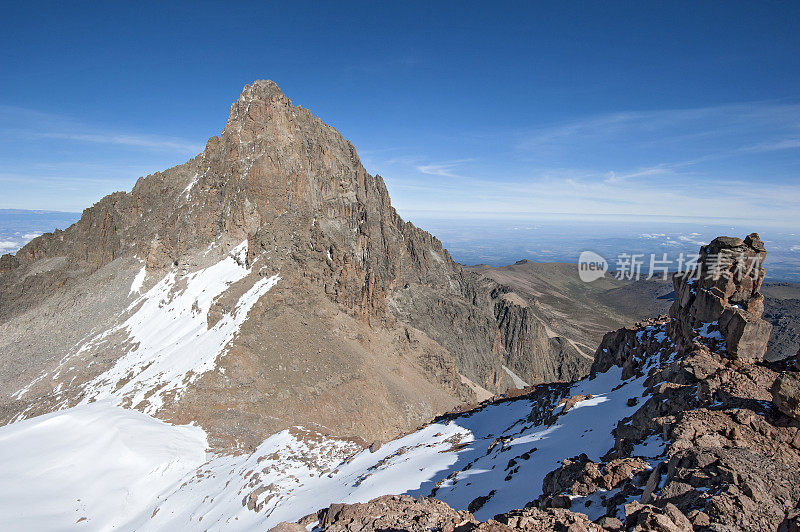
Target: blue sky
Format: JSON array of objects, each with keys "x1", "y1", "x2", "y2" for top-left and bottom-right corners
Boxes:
[{"x1": 1, "y1": 1, "x2": 799, "y2": 227}]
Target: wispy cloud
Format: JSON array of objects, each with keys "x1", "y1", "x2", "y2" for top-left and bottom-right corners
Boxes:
[
  {"x1": 386, "y1": 164, "x2": 800, "y2": 228},
  {"x1": 517, "y1": 101, "x2": 800, "y2": 159},
  {"x1": 39, "y1": 132, "x2": 204, "y2": 153},
  {"x1": 0, "y1": 105, "x2": 203, "y2": 155},
  {"x1": 519, "y1": 102, "x2": 800, "y2": 149},
  {"x1": 415, "y1": 159, "x2": 473, "y2": 178},
  {"x1": 603, "y1": 164, "x2": 676, "y2": 183},
  {"x1": 740, "y1": 138, "x2": 800, "y2": 153},
  {"x1": 339, "y1": 99, "x2": 800, "y2": 229},
  {"x1": 0, "y1": 105, "x2": 204, "y2": 210}
]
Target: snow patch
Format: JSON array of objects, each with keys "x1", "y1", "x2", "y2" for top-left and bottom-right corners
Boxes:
[
  {"x1": 5, "y1": 316, "x2": 678, "y2": 530},
  {"x1": 13, "y1": 241, "x2": 280, "y2": 415},
  {"x1": 0, "y1": 402, "x2": 207, "y2": 531},
  {"x1": 142, "y1": 423, "x2": 469, "y2": 531},
  {"x1": 183, "y1": 173, "x2": 198, "y2": 199},
  {"x1": 502, "y1": 365, "x2": 529, "y2": 389},
  {"x1": 78, "y1": 242, "x2": 279, "y2": 413},
  {"x1": 140, "y1": 364, "x2": 652, "y2": 528},
  {"x1": 129, "y1": 264, "x2": 147, "y2": 295}
]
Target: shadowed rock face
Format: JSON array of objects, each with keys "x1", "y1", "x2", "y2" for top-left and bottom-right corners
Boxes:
[
  {"x1": 490, "y1": 285, "x2": 592, "y2": 385},
  {"x1": 772, "y1": 346, "x2": 800, "y2": 421},
  {"x1": 670, "y1": 233, "x2": 772, "y2": 361}
]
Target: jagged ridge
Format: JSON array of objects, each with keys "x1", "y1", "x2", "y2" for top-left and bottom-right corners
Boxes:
[{"x1": 0, "y1": 80, "x2": 586, "y2": 449}]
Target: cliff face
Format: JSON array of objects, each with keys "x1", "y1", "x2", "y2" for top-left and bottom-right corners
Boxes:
[
  {"x1": 3, "y1": 82, "x2": 488, "y2": 332},
  {"x1": 0, "y1": 80, "x2": 525, "y2": 447},
  {"x1": 491, "y1": 286, "x2": 591, "y2": 385}
]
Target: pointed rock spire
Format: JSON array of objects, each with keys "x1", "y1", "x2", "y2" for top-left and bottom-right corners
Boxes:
[{"x1": 670, "y1": 232, "x2": 772, "y2": 360}]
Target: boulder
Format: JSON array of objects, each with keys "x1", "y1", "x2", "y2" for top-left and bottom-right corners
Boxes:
[
  {"x1": 310, "y1": 495, "x2": 475, "y2": 531},
  {"x1": 772, "y1": 372, "x2": 800, "y2": 421},
  {"x1": 624, "y1": 502, "x2": 692, "y2": 532},
  {"x1": 719, "y1": 307, "x2": 773, "y2": 360}
]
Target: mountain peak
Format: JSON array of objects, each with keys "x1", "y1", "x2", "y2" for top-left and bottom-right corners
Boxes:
[
  {"x1": 1, "y1": 79, "x2": 521, "y2": 449},
  {"x1": 225, "y1": 79, "x2": 289, "y2": 128},
  {"x1": 239, "y1": 79, "x2": 286, "y2": 102}
]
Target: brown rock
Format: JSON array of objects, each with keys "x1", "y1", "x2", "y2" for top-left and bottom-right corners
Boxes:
[
  {"x1": 308, "y1": 495, "x2": 477, "y2": 532},
  {"x1": 495, "y1": 506, "x2": 603, "y2": 531},
  {"x1": 541, "y1": 454, "x2": 601, "y2": 498},
  {"x1": 268, "y1": 522, "x2": 308, "y2": 532},
  {"x1": 624, "y1": 502, "x2": 692, "y2": 532},
  {"x1": 600, "y1": 457, "x2": 649, "y2": 491},
  {"x1": 669, "y1": 233, "x2": 771, "y2": 361},
  {"x1": 0, "y1": 79, "x2": 547, "y2": 447},
  {"x1": 559, "y1": 394, "x2": 593, "y2": 413},
  {"x1": 595, "y1": 516, "x2": 623, "y2": 531},
  {"x1": 773, "y1": 372, "x2": 800, "y2": 421},
  {"x1": 688, "y1": 510, "x2": 711, "y2": 528},
  {"x1": 719, "y1": 307, "x2": 773, "y2": 360}
]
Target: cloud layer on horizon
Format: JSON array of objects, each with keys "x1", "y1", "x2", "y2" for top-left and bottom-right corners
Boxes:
[{"x1": 363, "y1": 101, "x2": 800, "y2": 227}]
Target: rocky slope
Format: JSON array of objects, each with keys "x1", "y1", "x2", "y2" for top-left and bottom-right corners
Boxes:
[
  {"x1": 1, "y1": 80, "x2": 797, "y2": 530},
  {"x1": 264, "y1": 234, "x2": 799, "y2": 531},
  {"x1": 470, "y1": 261, "x2": 664, "y2": 386}
]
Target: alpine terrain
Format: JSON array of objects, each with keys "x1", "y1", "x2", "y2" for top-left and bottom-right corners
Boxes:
[
  {"x1": 0, "y1": 82, "x2": 798, "y2": 531},
  {"x1": 0, "y1": 80, "x2": 578, "y2": 450}
]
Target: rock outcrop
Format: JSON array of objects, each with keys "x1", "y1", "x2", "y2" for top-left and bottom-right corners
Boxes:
[
  {"x1": 670, "y1": 233, "x2": 772, "y2": 361},
  {"x1": 281, "y1": 494, "x2": 617, "y2": 532},
  {"x1": 577, "y1": 236, "x2": 800, "y2": 530},
  {"x1": 772, "y1": 347, "x2": 800, "y2": 421}
]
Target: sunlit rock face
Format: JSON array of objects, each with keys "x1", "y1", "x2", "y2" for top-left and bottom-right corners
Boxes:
[{"x1": 670, "y1": 233, "x2": 772, "y2": 361}]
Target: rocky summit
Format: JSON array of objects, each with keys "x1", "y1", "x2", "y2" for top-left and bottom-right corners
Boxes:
[{"x1": 0, "y1": 82, "x2": 798, "y2": 531}]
